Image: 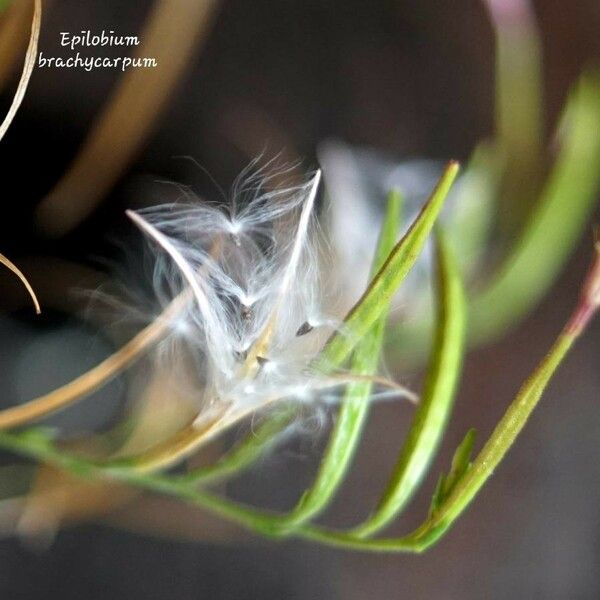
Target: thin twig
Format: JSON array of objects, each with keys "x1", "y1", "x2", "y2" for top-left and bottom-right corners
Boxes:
[
  {"x1": 0, "y1": 253, "x2": 41, "y2": 314},
  {"x1": 0, "y1": 0, "x2": 34, "y2": 92},
  {"x1": 0, "y1": 237, "x2": 224, "y2": 430},
  {"x1": 0, "y1": 293, "x2": 186, "y2": 430},
  {"x1": 0, "y1": 0, "x2": 40, "y2": 142}
]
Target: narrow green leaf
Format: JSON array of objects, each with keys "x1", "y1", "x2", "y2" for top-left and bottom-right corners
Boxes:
[
  {"x1": 352, "y1": 227, "x2": 467, "y2": 538},
  {"x1": 389, "y1": 73, "x2": 600, "y2": 364},
  {"x1": 4, "y1": 163, "x2": 595, "y2": 554},
  {"x1": 429, "y1": 427, "x2": 476, "y2": 516},
  {"x1": 297, "y1": 248, "x2": 600, "y2": 551},
  {"x1": 316, "y1": 161, "x2": 460, "y2": 371},
  {"x1": 470, "y1": 73, "x2": 600, "y2": 343},
  {"x1": 0, "y1": 287, "x2": 590, "y2": 553},
  {"x1": 293, "y1": 323, "x2": 586, "y2": 552},
  {"x1": 489, "y1": 0, "x2": 544, "y2": 231},
  {"x1": 442, "y1": 428, "x2": 476, "y2": 496},
  {"x1": 491, "y1": 0, "x2": 543, "y2": 163},
  {"x1": 170, "y1": 163, "x2": 459, "y2": 521},
  {"x1": 428, "y1": 474, "x2": 446, "y2": 517},
  {"x1": 0, "y1": 168, "x2": 460, "y2": 544},
  {"x1": 271, "y1": 166, "x2": 461, "y2": 532},
  {"x1": 269, "y1": 190, "x2": 403, "y2": 532},
  {"x1": 408, "y1": 336, "x2": 575, "y2": 551},
  {"x1": 0, "y1": 303, "x2": 588, "y2": 553}
]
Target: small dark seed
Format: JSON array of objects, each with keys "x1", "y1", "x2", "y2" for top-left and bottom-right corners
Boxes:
[
  {"x1": 296, "y1": 321, "x2": 314, "y2": 337},
  {"x1": 234, "y1": 349, "x2": 248, "y2": 361}
]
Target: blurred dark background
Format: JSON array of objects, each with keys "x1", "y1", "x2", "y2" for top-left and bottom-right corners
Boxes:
[{"x1": 0, "y1": 0, "x2": 599, "y2": 598}]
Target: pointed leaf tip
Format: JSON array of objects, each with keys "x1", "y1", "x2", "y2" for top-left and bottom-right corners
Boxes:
[{"x1": 430, "y1": 428, "x2": 476, "y2": 516}]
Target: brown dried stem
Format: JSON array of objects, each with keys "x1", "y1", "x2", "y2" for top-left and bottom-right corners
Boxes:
[{"x1": 0, "y1": 0, "x2": 41, "y2": 142}]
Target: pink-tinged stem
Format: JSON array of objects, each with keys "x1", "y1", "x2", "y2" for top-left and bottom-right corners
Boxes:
[
  {"x1": 482, "y1": 0, "x2": 535, "y2": 29},
  {"x1": 565, "y1": 242, "x2": 600, "y2": 336}
]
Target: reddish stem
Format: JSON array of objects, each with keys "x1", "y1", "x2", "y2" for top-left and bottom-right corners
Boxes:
[{"x1": 565, "y1": 243, "x2": 600, "y2": 337}]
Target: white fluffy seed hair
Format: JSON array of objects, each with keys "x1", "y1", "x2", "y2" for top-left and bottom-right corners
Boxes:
[{"x1": 126, "y1": 165, "x2": 414, "y2": 426}]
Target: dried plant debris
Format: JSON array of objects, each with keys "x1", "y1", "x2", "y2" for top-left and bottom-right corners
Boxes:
[
  {"x1": 0, "y1": 0, "x2": 40, "y2": 142},
  {"x1": 0, "y1": 253, "x2": 41, "y2": 314}
]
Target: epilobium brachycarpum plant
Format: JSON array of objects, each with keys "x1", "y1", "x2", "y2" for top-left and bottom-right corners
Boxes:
[
  {"x1": 1, "y1": 0, "x2": 600, "y2": 552},
  {"x1": 1, "y1": 158, "x2": 600, "y2": 552}
]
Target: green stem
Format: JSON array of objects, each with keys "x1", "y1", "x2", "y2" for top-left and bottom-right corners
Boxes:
[
  {"x1": 352, "y1": 227, "x2": 466, "y2": 538},
  {"x1": 2, "y1": 179, "x2": 597, "y2": 554},
  {"x1": 389, "y1": 73, "x2": 600, "y2": 362},
  {"x1": 0, "y1": 310, "x2": 586, "y2": 551},
  {"x1": 470, "y1": 74, "x2": 600, "y2": 343},
  {"x1": 267, "y1": 191, "x2": 403, "y2": 532},
  {"x1": 317, "y1": 162, "x2": 459, "y2": 370},
  {"x1": 486, "y1": 0, "x2": 544, "y2": 232},
  {"x1": 181, "y1": 411, "x2": 293, "y2": 485}
]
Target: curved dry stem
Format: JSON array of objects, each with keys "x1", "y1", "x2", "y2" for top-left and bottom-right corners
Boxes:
[
  {"x1": 35, "y1": 0, "x2": 220, "y2": 237},
  {"x1": 0, "y1": 292, "x2": 187, "y2": 430},
  {"x1": 115, "y1": 374, "x2": 416, "y2": 474},
  {"x1": 0, "y1": 257, "x2": 102, "y2": 314},
  {"x1": 0, "y1": 253, "x2": 41, "y2": 314},
  {"x1": 0, "y1": 0, "x2": 34, "y2": 91},
  {"x1": 0, "y1": 0, "x2": 40, "y2": 142},
  {"x1": 112, "y1": 412, "x2": 228, "y2": 474},
  {"x1": 0, "y1": 235, "x2": 225, "y2": 431},
  {"x1": 326, "y1": 373, "x2": 418, "y2": 404}
]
